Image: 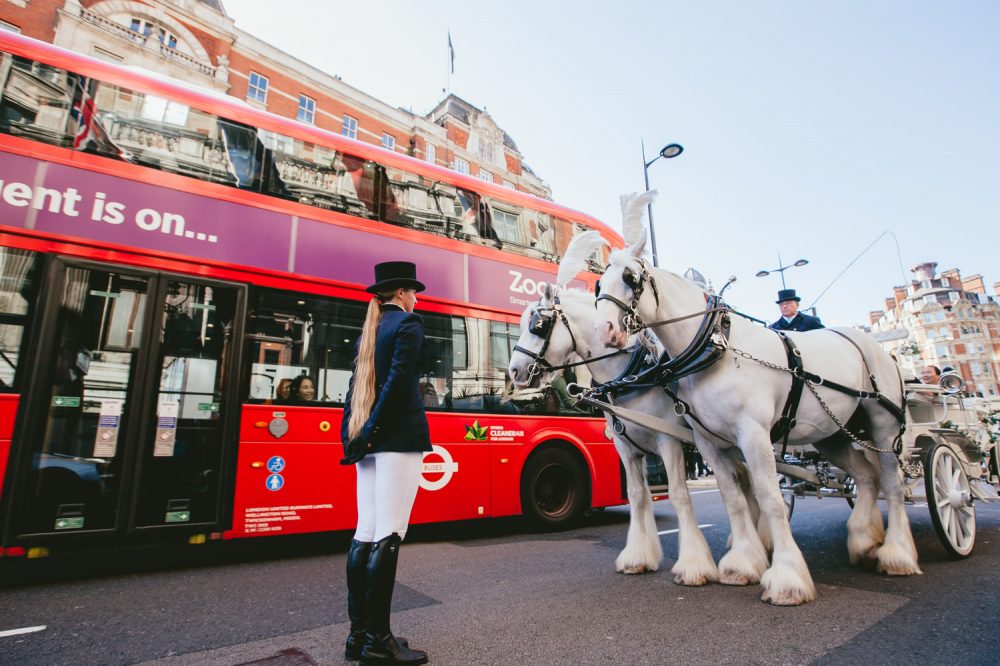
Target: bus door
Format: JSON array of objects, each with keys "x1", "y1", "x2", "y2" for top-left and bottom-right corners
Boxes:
[{"x1": 6, "y1": 259, "x2": 244, "y2": 542}]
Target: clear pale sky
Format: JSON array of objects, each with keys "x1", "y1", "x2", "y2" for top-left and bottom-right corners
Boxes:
[{"x1": 223, "y1": 0, "x2": 999, "y2": 326}]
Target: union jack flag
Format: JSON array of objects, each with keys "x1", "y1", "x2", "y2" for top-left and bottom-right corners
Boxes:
[{"x1": 70, "y1": 74, "x2": 97, "y2": 150}]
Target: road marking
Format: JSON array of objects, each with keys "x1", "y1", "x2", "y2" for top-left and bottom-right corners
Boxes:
[
  {"x1": 0, "y1": 625, "x2": 46, "y2": 638},
  {"x1": 689, "y1": 489, "x2": 720, "y2": 495},
  {"x1": 658, "y1": 523, "x2": 715, "y2": 536}
]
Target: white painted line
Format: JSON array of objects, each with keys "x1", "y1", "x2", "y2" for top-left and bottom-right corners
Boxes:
[
  {"x1": 0, "y1": 625, "x2": 46, "y2": 638},
  {"x1": 658, "y1": 523, "x2": 715, "y2": 536},
  {"x1": 689, "y1": 489, "x2": 720, "y2": 495}
]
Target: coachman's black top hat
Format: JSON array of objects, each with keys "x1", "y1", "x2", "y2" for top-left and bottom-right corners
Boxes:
[
  {"x1": 776, "y1": 288, "x2": 801, "y2": 304},
  {"x1": 366, "y1": 261, "x2": 426, "y2": 294}
]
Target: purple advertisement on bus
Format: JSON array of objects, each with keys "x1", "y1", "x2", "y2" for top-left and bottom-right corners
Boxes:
[{"x1": 0, "y1": 153, "x2": 571, "y2": 311}]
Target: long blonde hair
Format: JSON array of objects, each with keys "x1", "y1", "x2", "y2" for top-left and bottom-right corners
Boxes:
[{"x1": 347, "y1": 293, "x2": 391, "y2": 439}]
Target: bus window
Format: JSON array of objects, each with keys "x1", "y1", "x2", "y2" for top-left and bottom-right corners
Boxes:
[
  {"x1": 244, "y1": 289, "x2": 367, "y2": 404},
  {"x1": 0, "y1": 54, "x2": 76, "y2": 149},
  {"x1": 0, "y1": 247, "x2": 39, "y2": 390},
  {"x1": 418, "y1": 313, "x2": 468, "y2": 411}
]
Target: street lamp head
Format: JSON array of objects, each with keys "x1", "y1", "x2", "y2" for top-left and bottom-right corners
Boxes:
[
  {"x1": 755, "y1": 270, "x2": 770, "y2": 278},
  {"x1": 660, "y1": 143, "x2": 684, "y2": 159},
  {"x1": 793, "y1": 259, "x2": 809, "y2": 267}
]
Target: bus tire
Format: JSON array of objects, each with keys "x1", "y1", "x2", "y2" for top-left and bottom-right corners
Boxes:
[{"x1": 520, "y1": 447, "x2": 588, "y2": 531}]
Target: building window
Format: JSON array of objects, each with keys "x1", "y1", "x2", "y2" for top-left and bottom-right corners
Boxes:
[
  {"x1": 129, "y1": 18, "x2": 177, "y2": 48},
  {"x1": 478, "y1": 137, "x2": 495, "y2": 163},
  {"x1": 477, "y1": 170, "x2": 493, "y2": 183},
  {"x1": 503, "y1": 180, "x2": 516, "y2": 189},
  {"x1": 381, "y1": 133, "x2": 396, "y2": 151},
  {"x1": 341, "y1": 114, "x2": 358, "y2": 139},
  {"x1": 0, "y1": 20, "x2": 21, "y2": 33},
  {"x1": 426, "y1": 144, "x2": 436, "y2": 164},
  {"x1": 248, "y1": 72, "x2": 269, "y2": 104},
  {"x1": 493, "y1": 209, "x2": 520, "y2": 243},
  {"x1": 297, "y1": 95, "x2": 316, "y2": 124},
  {"x1": 453, "y1": 157, "x2": 469, "y2": 174}
]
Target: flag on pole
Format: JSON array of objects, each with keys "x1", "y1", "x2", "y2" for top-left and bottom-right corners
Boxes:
[
  {"x1": 448, "y1": 30, "x2": 455, "y2": 74},
  {"x1": 70, "y1": 74, "x2": 97, "y2": 150},
  {"x1": 69, "y1": 74, "x2": 131, "y2": 161}
]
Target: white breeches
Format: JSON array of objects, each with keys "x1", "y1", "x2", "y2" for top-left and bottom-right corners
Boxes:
[{"x1": 354, "y1": 451, "x2": 423, "y2": 542}]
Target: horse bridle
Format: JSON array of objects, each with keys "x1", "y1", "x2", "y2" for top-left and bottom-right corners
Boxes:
[
  {"x1": 595, "y1": 259, "x2": 659, "y2": 335},
  {"x1": 512, "y1": 297, "x2": 626, "y2": 381},
  {"x1": 511, "y1": 297, "x2": 582, "y2": 379}
]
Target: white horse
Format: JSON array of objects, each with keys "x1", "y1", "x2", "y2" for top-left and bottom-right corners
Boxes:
[
  {"x1": 507, "y1": 233, "x2": 768, "y2": 587},
  {"x1": 593, "y1": 192, "x2": 921, "y2": 605}
]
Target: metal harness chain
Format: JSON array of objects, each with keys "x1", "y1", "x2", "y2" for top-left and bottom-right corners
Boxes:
[{"x1": 725, "y1": 342, "x2": 914, "y2": 468}]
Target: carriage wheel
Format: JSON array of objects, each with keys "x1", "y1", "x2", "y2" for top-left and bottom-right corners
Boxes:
[
  {"x1": 924, "y1": 442, "x2": 976, "y2": 558},
  {"x1": 521, "y1": 447, "x2": 588, "y2": 530}
]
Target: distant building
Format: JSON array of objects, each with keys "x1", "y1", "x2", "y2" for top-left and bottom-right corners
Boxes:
[
  {"x1": 868, "y1": 261, "x2": 1000, "y2": 397},
  {"x1": 0, "y1": 0, "x2": 551, "y2": 198}
]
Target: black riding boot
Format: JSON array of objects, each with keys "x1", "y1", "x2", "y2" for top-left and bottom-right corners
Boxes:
[
  {"x1": 345, "y1": 539, "x2": 373, "y2": 660},
  {"x1": 347, "y1": 539, "x2": 409, "y2": 661},
  {"x1": 360, "y1": 534, "x2": 428, "y2": 666}
]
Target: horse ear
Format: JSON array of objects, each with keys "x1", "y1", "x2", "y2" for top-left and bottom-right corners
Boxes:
[{"x1": 541, "y1": 281, "x2": 555, "y2": 303}]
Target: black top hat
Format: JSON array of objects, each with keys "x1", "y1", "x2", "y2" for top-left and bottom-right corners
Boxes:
[
  {"x1": 366, "y1": 261, "x2": 426, "y2": 294},
  {"x1": 776, "y1": 288, "x2": 801, "y2": 304}
]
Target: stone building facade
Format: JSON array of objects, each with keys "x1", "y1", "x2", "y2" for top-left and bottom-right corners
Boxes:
[
  {"x1": 0, "y1": 0, "x2": 551, "y2": 198},
  {"x1": 868, "y1": 261, "x2": 1000, "y2": 397}
]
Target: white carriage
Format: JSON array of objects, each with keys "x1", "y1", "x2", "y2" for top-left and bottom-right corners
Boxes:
[{"x1": 769, "y1": 372, "x2": 999, "y2": 558}]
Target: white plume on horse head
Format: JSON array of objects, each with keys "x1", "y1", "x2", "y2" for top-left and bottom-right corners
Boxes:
[
  {"x1": 620, "y1": 191, "x2": 656, "y2": 258},
  {"x1": 556, "y1": 230, "x2": 608, "y2": 287}
]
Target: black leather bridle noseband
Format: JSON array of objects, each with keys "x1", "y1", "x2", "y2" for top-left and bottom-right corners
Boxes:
[
  {"x1": 511, "y1": 297, "x2": 579, "y2": 380},
  {"x1": 595, "y1": 259, "x2": 659, "y2": 334}
]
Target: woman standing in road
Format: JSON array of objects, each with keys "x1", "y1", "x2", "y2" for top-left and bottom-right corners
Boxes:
[{"x1": 340, "y1": 261, "x2": 431, "y2": 666}]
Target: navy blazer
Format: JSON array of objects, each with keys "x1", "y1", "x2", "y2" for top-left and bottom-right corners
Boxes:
[
  {"x1": 770, "y1": 312, "x2": 825, "y2": 332},
  {"x1": 341, "y1": 305, "x2": 432, "y2": 456}
]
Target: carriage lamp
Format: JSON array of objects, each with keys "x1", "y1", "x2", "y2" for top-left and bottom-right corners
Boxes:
[{"x1": 642, "y1": 141, "x2": 685, "y2": 268}]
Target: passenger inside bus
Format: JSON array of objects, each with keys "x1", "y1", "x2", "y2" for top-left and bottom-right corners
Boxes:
[
  {"x1": 272, "y1": 377, "x2": 293, "y2": 403},
  {"x1": 286, "y1": 375, "x2": 316, "y2": 404}
]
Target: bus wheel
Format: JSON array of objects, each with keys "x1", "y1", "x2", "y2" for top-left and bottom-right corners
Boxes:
[{"x1": 521, "y1": 448, "x2": 587, "y2": 530}]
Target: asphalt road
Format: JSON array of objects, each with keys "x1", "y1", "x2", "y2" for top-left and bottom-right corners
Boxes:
[{"x1": 1, "y1": 482, "x2": 998, "y2": 666}]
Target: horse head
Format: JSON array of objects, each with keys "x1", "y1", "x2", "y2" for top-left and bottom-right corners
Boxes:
[
  {"x1": 595, "y1": 192, "x2": 660, "y2": 349},
  {"x1": 508, "y1": 282, "x2": 577, "y2": 389},
  {"x1": 509, "y1": 230, "x2": 609, "y2": 389}
]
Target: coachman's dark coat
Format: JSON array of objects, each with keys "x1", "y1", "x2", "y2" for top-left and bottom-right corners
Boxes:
[{"x1": 769, "y1": 312, "x2": 825, "y2": 332}]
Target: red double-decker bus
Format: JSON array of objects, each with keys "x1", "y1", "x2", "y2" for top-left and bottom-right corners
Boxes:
[{"x1": 0, "y1": 32, "x2": 637, "y2": 559}]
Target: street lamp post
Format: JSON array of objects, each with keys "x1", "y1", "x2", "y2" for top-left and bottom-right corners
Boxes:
[
  {"x1": 642, "y1": 141, "x2": 684, "y2": 267},
  {"x1": 755, "y1": 254, "x2": 809, "y2": 289}
]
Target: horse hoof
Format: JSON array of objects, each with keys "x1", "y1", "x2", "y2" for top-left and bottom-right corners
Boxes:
[
  {"x1": 761, "y1": 591, "x2": 808, "y2": 606},
  {"x1": 876, "y1": 562, "x2": 922, "y2": 576},
  {"x1": 673, "y1": 572, "x2": 709, "y2": 586},
  {"x1": 719, "y1": 572, "x2": 754, "y2": 586},
  {"x1": 616, "y1": 562, "x2": 654, "y2": 575}
]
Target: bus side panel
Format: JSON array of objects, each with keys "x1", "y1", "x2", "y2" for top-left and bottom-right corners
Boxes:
[
  {"x1": 409, "y1": 413, "x2": 492, "y2": 525},
  {"x1": 0, "y1": 395, "x2": 17, "y2": 506},
  {"x1": 227, "y1": 405, "x2": 355, "y2": 538}
]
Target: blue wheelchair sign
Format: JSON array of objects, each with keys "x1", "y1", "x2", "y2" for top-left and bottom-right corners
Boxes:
[
  {"x1": 266, "y1": 474, "x2": 284, "y2": 491},
  {"x1": 266, "y1": 456, "x2": 286, "y2": 473}
]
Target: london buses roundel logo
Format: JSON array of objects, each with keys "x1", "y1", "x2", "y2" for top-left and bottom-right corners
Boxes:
[{"x1": 420, "y1": 445, "x2": 459, "y2": 491}]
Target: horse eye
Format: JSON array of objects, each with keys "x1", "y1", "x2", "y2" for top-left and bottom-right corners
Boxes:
[{"x1": 594, "y1": 280, "x2": 601, "y2": 297}]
